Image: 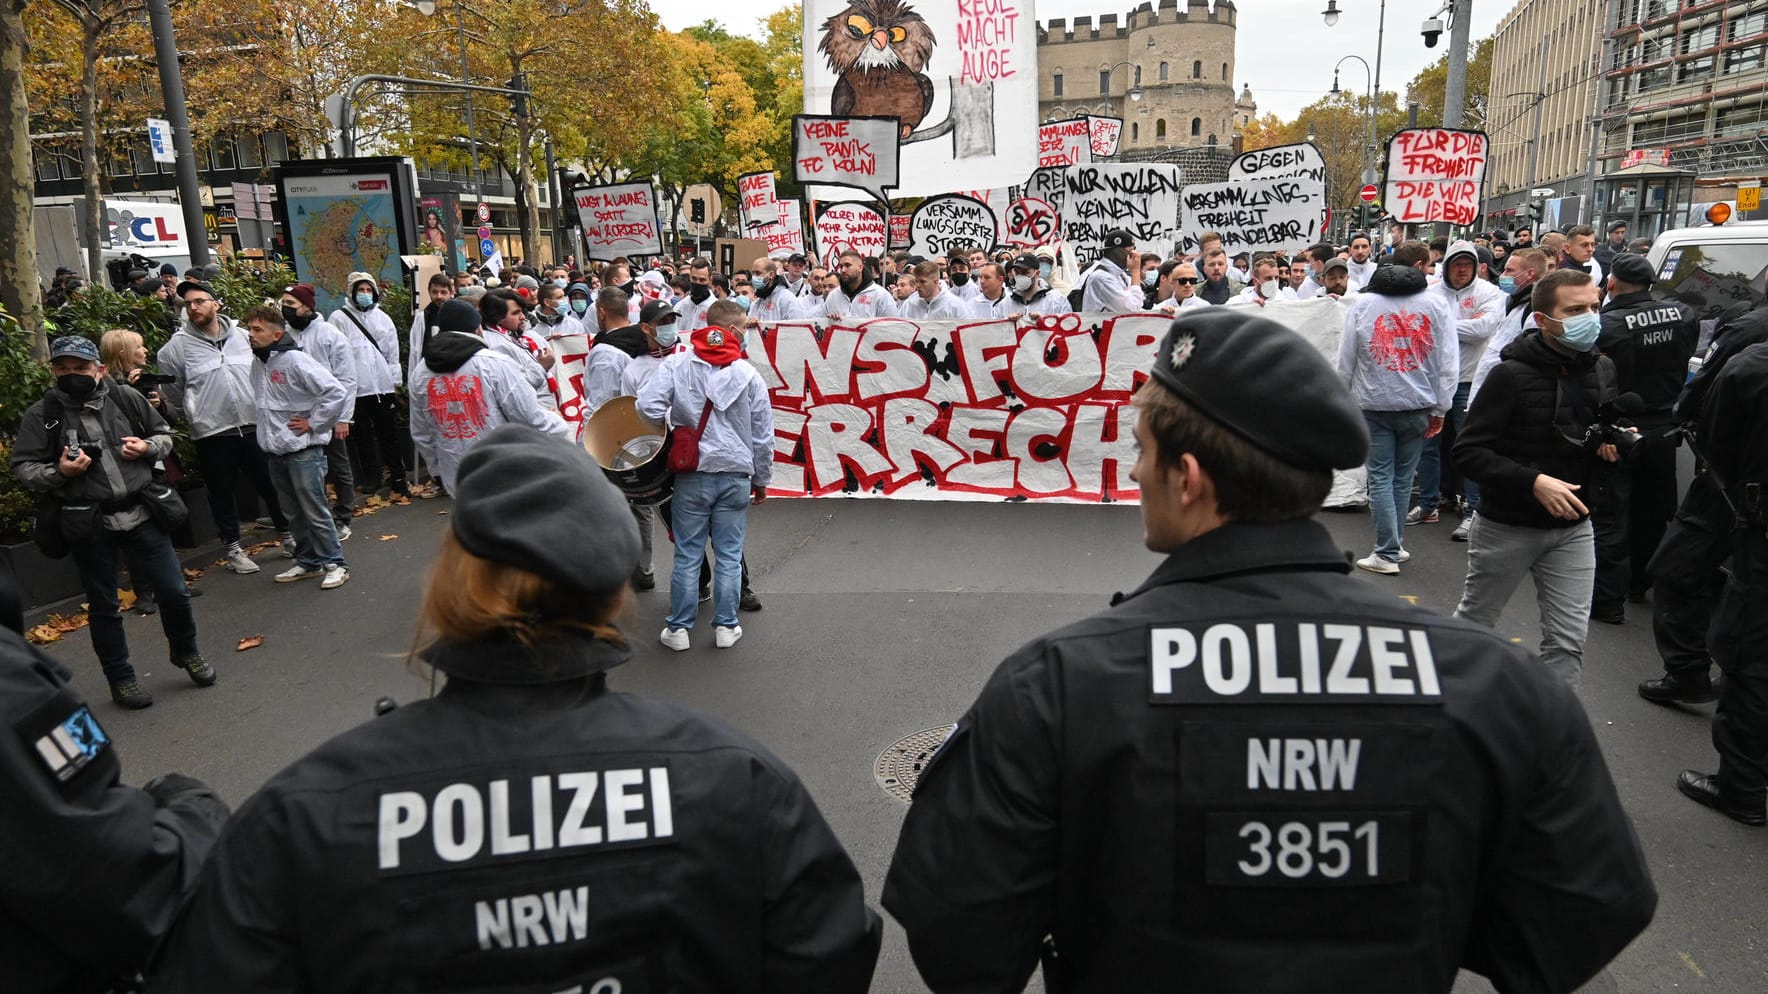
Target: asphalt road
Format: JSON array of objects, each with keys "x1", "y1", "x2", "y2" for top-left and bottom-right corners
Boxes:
[{"x1": 30, "y1": 495, "x2": 1766, "y2": 992}]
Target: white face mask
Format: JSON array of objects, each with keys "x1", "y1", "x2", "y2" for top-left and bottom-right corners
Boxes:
[
  {"x1": 1012, "y1": 274, "x2": 1034, "y2": 295},
  {"x1": 1259, "y1": 279, "x2": 1282, "y2": 299}
]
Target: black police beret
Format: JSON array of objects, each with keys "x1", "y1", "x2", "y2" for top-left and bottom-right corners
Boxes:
[
  {"x1": 451, "y1": 424, "x2": 640, "y2": 595},
  {"x1": 1147, "y1": 309, "x2": 1369, "y2": 472},
  {"x1": 1609, "y1": 253, "x2": 1656, "y2": 287}
]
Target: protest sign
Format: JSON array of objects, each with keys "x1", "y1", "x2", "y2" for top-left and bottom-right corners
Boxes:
[
  {"x1": 1086, "y1": 116, "x2": 1123, "y2": 157},
  {"x1": 1181, "y1": 175, "x2": 1327, "y2": 255},
  {"x1": 812, "y1": 202, "x2": 888, "y2": 267},
  {"x1": 1383, "y1": 128, "x2": 1488, "y2": 225},
  {"x1": 1231, "y1": 141, "x2": 1327, "y2": 183},
  {"x1": 1059, "y1": 163, "x2": 1183, "y2": 267},
  {"x1": 548, "y1": 333, "x2": 592, "y2": 430},
  {"x1": 909, "y1": 194, "x2": 999, "y2": 258},
  {"x1": 889, "y1": 214, "x2": 912, "y2": 250},
  {"x1": 738, "y1": 171, "x2": 780, "y2": 235},
  {"x1": 802, "y1": 0, "x2": 1038, "y2": 196},
  {"x1": 793, "y1": 115, "x2": 902, "y2": 206},
  {"x1": 1024, "y1": 166, "x2": 1066, "y2": 217},
  {"x1": 572, "y1": 182, "x2": 663, "y2": 260},
  {"x1": 766, "y1": 199, "x2": 807, "y2": 257},
  {"x1": 1002, "y1": 197, "x2": 1059, "y2": 248},
  {"x1": 1037, "y1": 117, "x2": 1092, "y2": 168}
]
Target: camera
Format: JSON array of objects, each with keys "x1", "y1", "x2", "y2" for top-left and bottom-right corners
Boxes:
[
  {"x1": 1421, "y1": 17, "x2": 1445, "y2": 47},
  {"x1": 135, "y1": 372, "x2": 179, "y2": 386},
  {"x1": 1580, "y1": 394, "x2": 1645, "y2": 460},
  {"x1": 65, "y1": 442, "x2": 103, "y2": 462}
]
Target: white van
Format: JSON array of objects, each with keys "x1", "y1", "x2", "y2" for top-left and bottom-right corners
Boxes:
[{"x1": 1645, "y1": 218, "x2": 1768, "y2": 351}]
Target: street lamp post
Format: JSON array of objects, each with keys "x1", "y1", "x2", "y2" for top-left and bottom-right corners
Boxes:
[
  {"x1": 415, "y1": 0, "x2": 483, "y2": 200},
  {"x1": 1323, "y1": 0, "x2": 1386, "y2": 158},
  {"x1": 1106, "y1": 60, "x2": 1145, "y2": 107},
  {"x1": 1331, "y1": 56, "x2": 1377, "y2": 187}
]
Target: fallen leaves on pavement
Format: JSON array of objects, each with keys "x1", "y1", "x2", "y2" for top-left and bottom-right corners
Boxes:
[
  {"x1": 27, "y1": 611, "x2": 90, "y2": 645},
  {"x1": 379, "y1": 534, "x2": 397, "y2": 541},
  {"x1": 236, "y1": 635, "x2": 265, "y2": 651}
]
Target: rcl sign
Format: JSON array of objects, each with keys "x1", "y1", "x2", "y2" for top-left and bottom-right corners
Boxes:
[{"x1": 105, "y1": 200, "x2": 188, "y2": 249}]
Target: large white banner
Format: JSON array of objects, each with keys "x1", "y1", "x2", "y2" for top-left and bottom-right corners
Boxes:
[{"x1": 802, "y1": 0, "x2": 1037, "y2": 197}]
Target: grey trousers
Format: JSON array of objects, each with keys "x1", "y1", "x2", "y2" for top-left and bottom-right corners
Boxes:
[
  {"x1": 1453, "y1": 515, "x2": 1595, "y2": 689},
  {"x1": 631, "y1": 503, "x2": 654, "y2": 578}
]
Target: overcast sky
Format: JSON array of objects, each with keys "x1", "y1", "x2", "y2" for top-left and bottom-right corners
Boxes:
[{"x1": 646, "y1": 0, "x2": 1506, "y2": 122}]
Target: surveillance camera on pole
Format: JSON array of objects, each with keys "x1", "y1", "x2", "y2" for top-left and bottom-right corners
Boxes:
[{"x1": 1421, "y1": 16, "x2": 1445, "y2": 47}]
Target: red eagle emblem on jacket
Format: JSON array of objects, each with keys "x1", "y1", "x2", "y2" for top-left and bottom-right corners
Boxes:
[
  {"x1": 426, "y1": 374, "x2": 490, "y2": 440},
  {"x1": 1369, "y1": 311, "x2": 1435, "y2": 373}
]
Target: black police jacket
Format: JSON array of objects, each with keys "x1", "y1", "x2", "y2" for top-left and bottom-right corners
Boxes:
[
  {"x1": 1679, "y1": 302, "x2": 1768, "y2": 424},
  {"x1": 884, "y1": 520, "x2": 1655, "y2": 994},
  {"x1": 0, "y1": 629, "x2": 228, "y2": 994},
  {"x1": 1701, "y1": 342, "x2": 1768, "y2": 514},
  {"x1": 1598, "y1": 290, "x2": 1697, "y2": 423},
  {"x1": 149, "y1": 634, "x2": 881, "y2": 994}
]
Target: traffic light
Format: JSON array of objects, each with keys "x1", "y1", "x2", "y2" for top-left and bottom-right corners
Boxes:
[{"x1": 508, "y1": 73, "x2": 529, "y2": 118}]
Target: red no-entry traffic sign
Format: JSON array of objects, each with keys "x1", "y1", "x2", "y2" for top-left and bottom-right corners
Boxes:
[{"x1": 1359, "y1": 184, "x2": 1379, "y2": 203}]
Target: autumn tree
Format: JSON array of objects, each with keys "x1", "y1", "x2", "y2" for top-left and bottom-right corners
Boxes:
[
  {"x1": 1288, "y1": 91, "x2": 1410, "y2": 210},
  {"x1": 1237, "y1": 113, "x2": 1293, "y2": 153},
  {"x1": 3, "y1": 0, "x2": 44, "y2": 351},
  {"x1": 37, "y1": 0, "x2": 151, "y2": 281},
  {"x1": 1406, "y1": 35, "x2": 1494, "y2": 130}
]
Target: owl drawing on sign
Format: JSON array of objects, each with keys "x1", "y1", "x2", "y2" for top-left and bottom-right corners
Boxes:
[{"x1": 819, "y1": 0, "x2": 937, "y2": 139}]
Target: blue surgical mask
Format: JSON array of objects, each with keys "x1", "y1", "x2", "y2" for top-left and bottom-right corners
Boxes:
[
  {"x1": 654, "y1": 325, "x2": 679, "y2": 348},
  {"x1": 734, "y1": 295, "x2": 752, "y2": 312},
  {"x1": 1142, "y1": 271, "x2": 1158, "y2": 287},
  {"x1": 1039, "y1": 262, "x2": 1053, "y2": 279},
  {"x1": 570, "y1": 298, "x2": 589, "y2": 315},
  {"x1": 1498, "y1": 275, "x2": 1516, "y2": 294},
  {"x1": 353, "y1": 292, "x2": 374, "y2": 310},
  {"x1": 1558, "y1": 311, "x2": 1601, "y2": 351},
  {"x1": 552, "y1": 278, "x2": 567, "y2": 289}
]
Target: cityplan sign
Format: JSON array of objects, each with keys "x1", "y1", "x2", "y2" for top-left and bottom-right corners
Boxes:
[
  {"x1": 573, "y1": 182, "x2": 663, "y2": 260},
  {"x1": 751, "y1": 312, "x2": 1161, "y2": 501},
  {"x1": 1383, "y1": 128, "x2": 1488, "y2": 226}
]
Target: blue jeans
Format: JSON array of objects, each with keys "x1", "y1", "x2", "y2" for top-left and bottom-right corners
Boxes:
[
  {"x1": 267, "y1": 447, "x2": 345, "y2": 569},
  {"x1": 1415, "y1": 382, "x2": 1479, "y2": 513},
  {"x1": 1364, "y1": 409, "x2": 1431, "y2": 561},
  {"x1": 667, "y1": 472, "x2": 750, "y2": 630},
  {"x1": 71, "y1": 519, "x2": 198, "y2": 684}
]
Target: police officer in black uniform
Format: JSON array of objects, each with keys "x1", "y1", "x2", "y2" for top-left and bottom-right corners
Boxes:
[
  {"x1": 884, "y1": 309, "x2": 1656, "y2": 993},
  {"x1": 1676, "y1": 340, "x2": 1768, "y2": 826},
  {"x1": 1639, "y1": 299, "x2": 1768, "y2": 704},
  {"x1": 0, "y1": 557, "x2": 229, "y2": 994},
  {"x1": 1591, "y1": 253, "x2": 1697, "y2": 621},
  {"x1": 149, "y1": 424, "x2": 881, "y2": 993}
]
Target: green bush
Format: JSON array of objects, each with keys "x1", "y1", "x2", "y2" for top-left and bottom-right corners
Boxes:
[
  {"x1": 46, "y1": 285, "x2": 176, "y2": 357},
  {"x1": 1, "y1": 306, "x2": 52, "y2": 543},
  {"x1": 213, "y1": 256, "x2": 298, "y2": 317}
]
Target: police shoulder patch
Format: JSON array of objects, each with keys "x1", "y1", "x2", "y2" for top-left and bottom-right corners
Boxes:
[{"x1": 32, "y1": 704, "x2": 110, "y2": 781}]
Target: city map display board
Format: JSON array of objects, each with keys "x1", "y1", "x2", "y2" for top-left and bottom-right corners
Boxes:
[{"x1": 274, "y1": 157, "x2": 418, "y2": 314}]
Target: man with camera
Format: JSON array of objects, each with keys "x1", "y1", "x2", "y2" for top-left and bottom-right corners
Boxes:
[
  {"x1": 1452, "y1": 270, "x2": 1624, "y2": 688},
  {"x1": 9, "y1": 338, "x2": 217, "y2": 709}
]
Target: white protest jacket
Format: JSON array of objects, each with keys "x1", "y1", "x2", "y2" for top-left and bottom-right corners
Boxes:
[
  {"x1": 1346, "y1": 258, "x2": 1379, "y2": 290},
  {"x1": 251, "y1": 344, "x2": 348, "y2": 456},
  {"x1": 636, "y1": 352, "x2": 775, "y2": 488},
  {"x1": 1006, "y1": 282, "x2": 1073, "y2": 317},
  {"x1": 157, "y1": 317, "x2": 258, "y2": 439},
  {"x1": 328, "y1": 304, "x2": 401, "y2": 397},
  {"x1": 481, "y1": 327, "x2": 557, "y2": 412},
  {"x1": 1080, "y1": 259, "x2": 1144, "y2": 313},
  {"x1": 286, "y1": 319, "x2": 358, "y2": 422},
  {"x1": 1428, "y1": 252, "x2": 1510, "y2": 382},
  {"x1": 750, "y1": 288, "x2": 808, "y2": 323},
  {"x1": 826, "y1": 281, "x2": 898, "y2": 319},
  {"x1": 1337, "y1": 267, "x2": 1461, "y2": 415},
  {"x1": 409, "y1": 338, "x2": 570, "y2": 490},
  {"x1": 900, "y1": 289, "x2": 973, "y2": 320}
]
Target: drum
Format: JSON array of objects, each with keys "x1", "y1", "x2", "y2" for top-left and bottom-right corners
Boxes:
[{"x1": 582, "y1": 396, "x2": 674, "y2": 505}]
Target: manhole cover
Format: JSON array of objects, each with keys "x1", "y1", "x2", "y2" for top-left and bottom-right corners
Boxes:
[{"x1": 874, "y1": 724, "x2": 958, "y2": 803}]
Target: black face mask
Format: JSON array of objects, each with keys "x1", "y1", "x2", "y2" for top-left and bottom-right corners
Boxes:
[
  {"x1": 754, "y1": 277, "x2": 776, "y2": 299},
  {"x1": 621, "y1": 280, "x2": 638, "y2": 295},
  {"x1": 950, "y1": 271, "x2": 970, "y2": 286},
  {"x1": 282, "y1": 306, "x2": 314, "y2": 330},
  {"x1": 689, "y1": 284, "x2": 711, "y2": 305},
  {"x1": 56, "y1": 373, "x2": 97, "y2": 398}
]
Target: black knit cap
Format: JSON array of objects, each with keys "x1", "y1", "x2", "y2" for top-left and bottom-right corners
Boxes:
[
  {"x1": 451, "y1": 424, "x2": 641, "y2": 594},
  {"x1": 437, "y1": 298, "x2": 482, "y2": 334},
  {"x1": 1147, "y1": 309, "x2": 1369, "y2": 472}
]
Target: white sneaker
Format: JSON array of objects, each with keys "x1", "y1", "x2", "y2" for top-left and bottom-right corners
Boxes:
[
  {"x1": 274, "y1": 564, "x2": 324, "y2": 583},
  {"x1": 279, "y1": 534, "x2": 296, "y2": 558},
  {"x1": 1355, "y1": 554, "x2": 1400, "y2": 576},
  {"x1": 224, "y1": 548, "x2": 261, "y2": 574},
  {"x1": 714, "y1": 625, "x2": 743, "y2": 648},
  {"x1": 1451, "y1": 515, "x2": 1473, "y2": 542},
  {"x1": 659, "y1": 627, "x2": 690, "y2": 652},
  {"x1": 1396, "y1": 547, "x2": 1412, "y2": 563},
  {"x1": 320, "y1": 565, "x2": 351, "y2": 589},
  {"x1": 337, "y1": 524, "x2": 353, "y2": 542}
]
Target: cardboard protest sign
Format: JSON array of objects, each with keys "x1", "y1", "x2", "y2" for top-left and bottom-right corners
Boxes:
[
  {"x1": 955, "y1": 187, "x2": 1011, "y2": 246},
  {"x1": 1181, "y1": 175, "x2": 1327, "y2": 255},
  {"x1": 1231, "y1": 141, "x2": 1326, "y2": 183},
  {"x1": 1024, "y1": 166, "x2": 1066, "y2": 218},
  {"x1": 1059, "y1": 163, "x2": 1183, "y2": 267},
  {"x1": 909, "y1": 194, "x2": 999, "y2": 257},
  {"x1": 738, "y1": 171, "x2": 781, "y2": 235},
  {"x1": 767, "y1": 199, "x2": 807, "y2": 257},
  {"x1": 889, "y1": 213, "x2": 912, "y2": 250},
  {"x1": 802, "y1": 0, "x2": 1038, "y2": 197},
  {"x1": 812, "y1": 201, "x2": 888, "y2": 267},
  {"x1": 548, "y1": 333, "x2": 592, "y2": 429},
  {"x1": 572, "y1": 182, "x2": 663, "y2": 260},
  {"x1": 1086, "y1": 116, "x2": 1123, "y2": 157},
  {"x1": 793, "y1": 115, "x2": 902, "y2": 206},
  {"x1": 1002, "y1": 197, "x2": 1060, "y2": 247},
  {"x1": 1037, "y1": 118, "x2": 1092, "y2": 168},
  {"x1": 1383, "y1": 128, "x2": 1488, "y2": 226}
]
